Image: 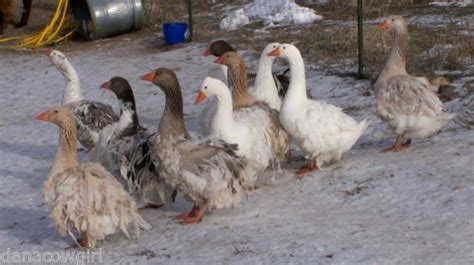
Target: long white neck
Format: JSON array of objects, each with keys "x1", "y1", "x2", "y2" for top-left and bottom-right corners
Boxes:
[
  {"x1": 220, "y1": 65, "x2": 228, "y2": 82},
  {"x1": 211, "y1": 90, "x2": 236, "y2": 137},
  {"x1": 254, "y1": 55, "x2": 279, "y2": 98},
  {"x1": 283, "y1": 49, "x2": 308, "y2": 105},
  {"x1": 60, "y1": 59, "x2": 83, "y2": 105}
]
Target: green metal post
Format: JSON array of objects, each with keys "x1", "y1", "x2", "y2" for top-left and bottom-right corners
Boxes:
[
  {"x1": 188, "y1": 0, "x2": 193, "y2": 41},
  {"x1": 357, "y1": 0, "x2": 363, "y2": 79}
]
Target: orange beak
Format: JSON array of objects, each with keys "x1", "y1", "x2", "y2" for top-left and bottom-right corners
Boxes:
[
  {"x1": 377, "y1": 20, "x2": 389, "y2": 30},
  {"x1": 100, "y1": 81, "x2": 111, "y2": 89},
  {"x1": 203, "y1": 48, "x2": 212, "y2": 56},
  {"x1": 194, "y1": 91, "x2": 207, "y2": 104},
  {"x1": 140, "y1": 71, "x2": 156, "y2": 82},
  {"x1": 214, "y1": 56, "x2": 225, "y2": 64},
  {"x1": 267, "y1": 47, "x2": 280, "y2": 57},
  {"x1": 43, "y1": 48, "x2": 53, "y2": 56},
  {"x1": 34, "y1": 110, "x2": 49, "y2": 121}
]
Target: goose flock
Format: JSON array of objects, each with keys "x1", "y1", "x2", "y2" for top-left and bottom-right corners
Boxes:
[{"x1": 34, "y1": 15, "x2": 454, "y2": 248}]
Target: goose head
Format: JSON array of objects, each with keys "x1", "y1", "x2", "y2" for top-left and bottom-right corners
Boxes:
[
  {"x1": 43, "y1": 49, "x2": 71, "y2": 74},
  {"x1": 100, "y1": 77, "x2": 136, "y2": 109},
  {"x1": 140, "y1": 68, "x2": 186, "y2": 134},
  {"x1": 377, "y1": 15, "x2": 408, "y2": 34},
  {"x1": 203, "y1": 40, "x2": 235, "y2": 57},
  {"x1": 214, "y1": 51, "x2": 242, "y2": 67},
  {"x1": 431, "y1": 76, "x2": 450, "y2": 86},
  {"x1": 140, "y1": 68, "x2": 181, "y2": 95},
  {"x1": 34, "y1": 106, "x2": 73, "y2": 127},
  {"x1": 267, "y1": 43, "x2": 300, "y2": 61},
  {"x1": 195, "y1": 77, "x2": 230, "y2": 104},
  {"x1": 261, "y1": 42, "x2": 280, "y2": 61}
]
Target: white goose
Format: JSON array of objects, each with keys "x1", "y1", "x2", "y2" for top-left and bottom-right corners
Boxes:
[
  {"x1": 250, "y1": 42, "x2": 285, "y2": 110},
  {"x1": 268, "y1": 43, "x2": 369, "y2": 176},
  {"x1": 44, "y1": 49, "x2": 118, "y2": 150},
  {"x1": 195, "y1": 77, "x2": 275, "y2": 188},
  {"x1": 374, "y1": 15, "x2": 454, "y2": 152}
]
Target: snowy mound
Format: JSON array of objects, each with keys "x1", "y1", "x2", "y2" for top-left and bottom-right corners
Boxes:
[{"x1": 220, "y1": 0, "x2": 323, "y2": 31}]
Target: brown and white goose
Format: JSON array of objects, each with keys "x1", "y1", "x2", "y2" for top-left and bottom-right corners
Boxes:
[
  {"x1": 374, "y1": 15, "x2": 454, "y2": 152},
  {"x1": 203, "y1": 40, "x2": 290, "y2": 104},
  {"x1": 90, "y1": 77, "x2": 176, "y2": 208},
  {"x1": 216, "y1": 51, "x2": 290, "y2": 164},
  {"x1": 35, "y1": 106, "x2": 150, "y2": 248},
  {"x1": 140, "y1": 68, "x2": 249, "y2": 224},
  {"x1": 195, "y1": 77, "x2": 273, "y2": 188},
  {"x1": 44, "y1": 49, "x2": 119, "y2": 151}
]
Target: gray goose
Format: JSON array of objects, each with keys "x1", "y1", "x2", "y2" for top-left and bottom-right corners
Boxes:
[
  {"x1": 44, "y1": 49, "x2": 119, "y2": 151},
  {"x1": 140, "y1": 68, "x2": 250, "y2": 224},
  {"x1": 90, "y1": 77, "x2": 176, "y2": 208},
  {"x1": 374, "y1": 15, "x2": 454, "y2": 152}
]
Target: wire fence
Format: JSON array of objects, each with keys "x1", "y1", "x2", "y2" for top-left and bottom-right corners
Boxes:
[{"x1": 142, "y1": 0, "x2": 472, "y2": 78}]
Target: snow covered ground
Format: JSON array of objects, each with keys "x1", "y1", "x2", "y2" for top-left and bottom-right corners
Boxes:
[{"x1": 0, "y1": 35, "x2": 473, "y2": 264}]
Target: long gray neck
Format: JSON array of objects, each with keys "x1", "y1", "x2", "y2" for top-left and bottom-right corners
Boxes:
[
  {"x1": 159, "y1": 86, "x2": 187, "y2": 136},
  {"x1": 380, "y1": 29, "x2": 408, "y2": 79}
]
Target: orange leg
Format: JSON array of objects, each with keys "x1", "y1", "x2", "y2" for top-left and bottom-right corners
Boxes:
[
  {"x1": 175, "y1": 205, "x2": 199, "y2": 220},
  {"x1": 296, "y1": 160, "x2": 318, "y2": 178},
  {"x1": 383, "y1": 136, "x2": 411, "y2": 152},
  {"x1": 178, "y1": 202, "x2": 208, "y2": 225},
  {"x1": 78, "y1": 233, "x2": 89, "y2": 248}
]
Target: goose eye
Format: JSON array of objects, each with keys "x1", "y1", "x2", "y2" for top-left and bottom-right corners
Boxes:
[
  {"x1": 391, "y1": 19, "x2": 395, "y2": 22},
  {"x1": 273, "y1": 45, "x2": 276, "y2": 48},
  {"x1": 283, "y1": 46, "x2": 286, "y2": 50},
  {"x1": 54, "y1": 110, "x2": 58, "y2": 113},
  {"x1": 204, "y1": 86, "x2": 208, "y2": 89}
]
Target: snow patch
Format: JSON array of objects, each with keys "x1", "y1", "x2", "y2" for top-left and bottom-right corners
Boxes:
[
  {"x1": 220, "y1": 0, "x2": 323, "y2": 31},
  {"x1": 429, "y1": 0, "x2": 472, "y2": 8},
  {"x1": 220, "y1": 9, "x2": 250, "y2": 31}
]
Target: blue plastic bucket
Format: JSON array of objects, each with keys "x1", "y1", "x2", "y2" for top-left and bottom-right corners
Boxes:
[{"x1": 163, "y1": 22, "x2": 188, "y2": 45}]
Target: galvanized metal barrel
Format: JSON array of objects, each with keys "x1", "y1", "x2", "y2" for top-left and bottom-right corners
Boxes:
[{"x1": 71, "y1": 0, "x2": 145, "y2": 40}]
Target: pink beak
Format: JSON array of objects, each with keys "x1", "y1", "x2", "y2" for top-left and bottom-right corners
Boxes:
[{"x1": 43, "y1": 48, "x2": 53, "y2": 56}]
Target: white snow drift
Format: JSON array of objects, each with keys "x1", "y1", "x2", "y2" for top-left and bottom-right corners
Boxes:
[{"x1": 220, "y1": 0, "x2": 323, "y2": 31}]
